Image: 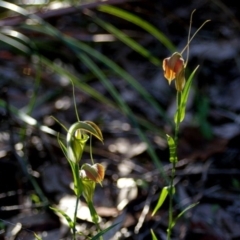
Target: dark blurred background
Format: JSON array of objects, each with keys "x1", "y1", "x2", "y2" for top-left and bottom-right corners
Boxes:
[{"x1": 1, "y1": 0, "x2": 240, "y2": 239}]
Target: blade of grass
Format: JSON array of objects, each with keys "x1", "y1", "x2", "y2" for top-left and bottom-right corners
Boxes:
[
  {"x1": 0, "y1": 99, "x2": 57, "y2": 136},
  {"x1": 97, "y1": 5, "x2": 175, "y2": 52},
  {"x1": 0, "y1": 32, "x2": 30, "y2": 53},
  {"x1": 50, "y1": 207, "x2": 74, "y2": 229},
  {"x1": 89, "y1": 14, "x2": 161, "y2": 66}
]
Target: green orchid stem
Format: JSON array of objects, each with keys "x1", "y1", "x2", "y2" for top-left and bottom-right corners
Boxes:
[
  {"x1": 167, "y1": 91, "x2": 182, "y2": 240},
  {"x1": 167, "y1": 162, "x2": 176, "y2": 240},
  {"x1": 73, "y1": 197, "x2": 80, "y2": 240},
  {"x1": 88, "y1": 201, "x2": 103, "y2": 240},
  {"x1": 71, "y1": 162, "x2": 82, "y2": 240}
]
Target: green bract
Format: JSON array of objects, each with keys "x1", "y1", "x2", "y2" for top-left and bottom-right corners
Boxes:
[{"x1": 81, "y1": 177, "x2": 96, "y2": 203}]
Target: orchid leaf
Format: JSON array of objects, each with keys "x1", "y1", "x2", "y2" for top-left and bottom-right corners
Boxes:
[
  {"x1": 175, "y1": 66, "x2": 199, "y2": 123},
  {"x1": 171, "y1": 202, "x2": 199, "y2": 229},
  {"x1": 50, "y1": 207, "x2": 74, "y2": 229},
  {"x1": 152, "y1": 186, "x2": 169, "y2": 216}
]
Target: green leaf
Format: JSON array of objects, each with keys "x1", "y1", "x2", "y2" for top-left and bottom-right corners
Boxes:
[
  {"x1": 175, "y1": 66, "x2": 199, "y2": 123},
  {"x1": 166, "y1": 134, "x2": 177, "y2": 163},
  {"x1": 171, "y1": 202, "x2": 199, "y2": 228},
  {"x1": 150, "y1": 229, "x2": 158, "y2": 240},
  {"x1": 50, "y1": 207, "x2": 74, "y2": 229},
  {"x1": 152, "y1": 186, "x2": 169, "y2": 216}
]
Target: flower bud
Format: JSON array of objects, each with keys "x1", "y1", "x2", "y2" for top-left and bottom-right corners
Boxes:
[
  {"x1": 81, "y1": 163, "x2": 105, "y2": 184},
  {"x1": 163, "y1": 52, "x2": 185, "y2": 91}
]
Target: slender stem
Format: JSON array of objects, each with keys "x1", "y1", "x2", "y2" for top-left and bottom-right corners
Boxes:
[
  {"x1": 89, "y1": 136, "x2": 94, "y2": 165},
  {"x1": 70, "y1": 73, "x2": 80, "y2": 122},
  {"x1": 167, "y1": 91, "x2": 181, "y2": 240},
  {"x1": 73, "y1": 196, "x2": 80, "y2": 240},
  {"x1": 71, "y1": 162, "x2": 82, "y2": 240},
  {"x1": 180, "y1": 19, "x2": 211, "y2": 56},
  {"x1": 88, "y1": 201, "x2": 103, "y2": 240},
  {"x1": 167, "y1": 161, "x2": 175, "y2": 240}
]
